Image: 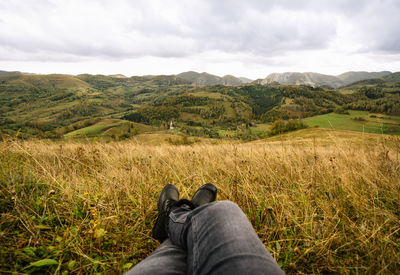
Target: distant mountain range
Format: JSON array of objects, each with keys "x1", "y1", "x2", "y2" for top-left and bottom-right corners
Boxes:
[
  {"x1": 256, "y1": 71, "x2": 393, "y2": 88},
  {"x1": 0, "y1": 70, "x2": 21, "y2": 76},
  {"x1": 1, "y1": 69, "x2": 399, "y2": 87}
]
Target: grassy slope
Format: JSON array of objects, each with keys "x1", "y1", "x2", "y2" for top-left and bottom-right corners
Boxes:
[
  {"x1": 250, "y1": 123, "x2": 271, "y2": 135},
  {"x1": 304, "y1": 110, "x2": 400, "y2": 135},
  {"x1": 0, "y1": 73, "x2": 90, "y2": 90},
  {"x1": 65, "y1": 119, "x2": 155, "y2": 138},
  {"x1": 1, "y1": 129, "x2": 399, "y2": 274}
]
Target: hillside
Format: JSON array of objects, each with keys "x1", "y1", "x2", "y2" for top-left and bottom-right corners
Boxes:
[
  {"x1": 259, "y1": 72, "x2": 342, "y2": 88},
  {"x1": 77, "y1": 73, "x2": 190, "y2": 88},
  {"x1": 238, "y1": 77, "x2": 253, "y2": 83},
  {"x1": 177, "y1": 71, "x2": 245, "y2": 85},
  {"x1": 304, "y1": 110, "x2": 400, "y2": 135},
  {"x1": 1, "y1": 72, "x2": 399, "y2": 140},
  {"x1": 0, "y1": 73, "x2": 90, "y2": 91},
  {"x1": 1, "y1": 129, "x2": 399, "y2": 273},
  {"x1": 221, "y1": 74, "x2": 243, "y2": 85},
  {"x1": 339, "y1": 72, "x2": 400, "y2": 96},
  {"x1": 336, "y1": 71, "x2": 391, "y2": 85},
  {"x1": 381, "y1": 71, "x2": 400, "y2": 82},
  {"x1": 258, "y1": 71, "x2": 393, "y2": 88},
  {"x1": 0, "y1": 72, "x2": 349, "y2": 138}
]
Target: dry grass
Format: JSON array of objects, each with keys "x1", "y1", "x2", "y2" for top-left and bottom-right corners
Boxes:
[{"x1": 0, "y1": 129, "x2": 399, "y2": 274}]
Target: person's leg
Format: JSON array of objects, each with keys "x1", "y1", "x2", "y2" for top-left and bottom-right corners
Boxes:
[
  {"x1": 124, "y1": 239, "x2": 187, "y2": 275},
  {"x1": 126, "y1": 183, "x2": 218, "y2": 275},
  {"x1": 168, "y1": 200, "x2": 284, "y2": 275}
]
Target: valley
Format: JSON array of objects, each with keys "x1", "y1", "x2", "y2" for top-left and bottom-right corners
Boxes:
[{"x1": 1, "y1": 71, "x2": 399, "y2": 140}]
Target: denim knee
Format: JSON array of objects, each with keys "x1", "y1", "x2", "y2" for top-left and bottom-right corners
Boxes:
[{"x1": 205, "y1": 200, "x2": 242, "y2": 217}]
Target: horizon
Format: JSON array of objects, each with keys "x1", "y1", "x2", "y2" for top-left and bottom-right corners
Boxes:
[
  {"x1": 1, "y1": 0, "x2": 400, "y2": 79},
  {"x1": 1, "y1": 69, "x2": 396, "y2": 80}
]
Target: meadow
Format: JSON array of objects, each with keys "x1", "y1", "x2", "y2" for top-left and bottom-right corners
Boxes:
[
  {"x1": 304, "y1": 111, "x2": 400, "y2": 135},
  {"x1": 1, "y1": 128, "x2": 399, "y2": 274}
]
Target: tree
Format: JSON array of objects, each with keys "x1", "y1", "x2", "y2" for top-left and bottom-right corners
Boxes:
[{"x1": 269, "y1": 120, "x2": 286, "y2": 135}]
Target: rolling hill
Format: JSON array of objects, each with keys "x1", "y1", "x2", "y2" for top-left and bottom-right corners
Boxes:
[
  {"x1": 339, "y1": 72, "x2": 400, "y2": 91},
  {"x1": 238, "y1": 77, "x2": 253, "y2": 83},
  {"x1": 1, "y1": 71, "x2": 399, "y2": 139},
  {"x1": 0, "y1": 72, "x2": 351, "y2": 139},
  {"x1": 257, "y1": 71, "x2": 393, "y2": 88},
  {"x1": 0, "y1": 73, "x2": 90, "y2": 91},
  {"x1": 336, "y1": 71, "x2": 391, "y2": 85},
  {"x1": 176, "y1": 71, "x2": 247, "y2": 85},
  {"x1": 257, "y1": 72, "x2": 342, "y2": 88}
]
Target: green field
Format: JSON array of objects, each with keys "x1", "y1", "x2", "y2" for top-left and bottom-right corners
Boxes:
[
  {"x1": 249, "y1": 123, "x2": 271, "y2": 135},
  {"x1": 64, "y1": 119, "x2": 156, "y2": 139},
  {"x1": 304, "y1": 111, "x2": 400, "y2": 135},
  {"x1": 65, "y1": 120, "x2": 125, "y2": 138}
]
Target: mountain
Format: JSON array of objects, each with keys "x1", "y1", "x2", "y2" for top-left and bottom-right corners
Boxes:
[
  {"x1": 258, "y1": 71, "x2": 393, "y2": 88},
  {"x1": 0, "y1": 73, "x2": 90, "y2": 91},
  {"x1": 109, "y1": 74, "x2": 128, "y2": 78},
  {"x1": 238, "y1": 77, "x2": 253, "y2": 83},
  {"x1": 176, "y1": 71, "x2": 245, "y2": 85},
  {"x1": 221, "y1": 75, "x2": 243, "y2": 85},
  {"x1": 0, "y1": 70, "x2": 20, "y2": 75},
  {"x1": 381, "y1": 72, "x2": 400, "y2": 82},
  {"x1": 341, "y1": 71, "x2": 400, "y2": 88},
  {"x1": 336, "y1": 71, "x2": 391, "y2": 86},
  {"x1": 259, "y1": 72, "x2": 343, "y2": 88}
]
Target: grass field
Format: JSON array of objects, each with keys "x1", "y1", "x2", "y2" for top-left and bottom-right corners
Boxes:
[
  {"x1": 304, "y1": 111, "x2": 400, "y2": 135},
  {"x1": 1, "y1": 129, "x2": 399, "y2": 274},
  {"x1": 250, "y1": 123, "x2": 272, "y2": 135}
]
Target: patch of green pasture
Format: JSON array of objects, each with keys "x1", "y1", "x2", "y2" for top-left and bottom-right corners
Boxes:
[
  {"x1": 65, "y1": 122, "x2": 122, "y2": 137},
  {"x1": 64, "y1": 120, "x2": 155, "y2": 138},
  {"x1": 248, "y1": 124, "x2": 272, "y2": 138},
  {"x1": 304, "y1": 111, "x2": 400, "y2": 135},
  {"x1": 250, "y1": 123, "x2": 271, "y2": 135}
]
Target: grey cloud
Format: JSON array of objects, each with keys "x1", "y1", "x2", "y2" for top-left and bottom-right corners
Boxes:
[
  {"x1": 0, "y1": 0, "x2": 399, "y2": 62},
  {"x1": 359, "y1": 1, "x2": 400, "y2": 53}
]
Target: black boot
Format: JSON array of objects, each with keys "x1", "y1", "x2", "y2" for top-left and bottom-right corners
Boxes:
[
  {"x1": 152, "y1": 184, "x2": 179, "y2": 242},
  {"x1": 191, "y1": 183, "x2": 218, "y2": 207}
]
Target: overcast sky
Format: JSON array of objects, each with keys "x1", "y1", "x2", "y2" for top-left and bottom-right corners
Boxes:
[{"x1": 0, "y1": 0, "x2": 399, "y2": 79}]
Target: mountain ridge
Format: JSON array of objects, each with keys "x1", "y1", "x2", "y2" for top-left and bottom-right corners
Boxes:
[
  {"x1": 257, "y1": 71, "x2": 393, "y2": 88},
  {"x1": 1, "y1": 69, "x2": 398, "y2": 87},
  {"x1": 176, "y1": 71, "x2": 249, "y2": 85},
  {"x1": 0, "y1": 70, "x2": 21, "y2": 75}
]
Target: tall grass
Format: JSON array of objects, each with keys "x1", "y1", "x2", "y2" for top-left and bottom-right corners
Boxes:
[{"x1": 0, "y1": 130, "x2": 399, "y2": 274}]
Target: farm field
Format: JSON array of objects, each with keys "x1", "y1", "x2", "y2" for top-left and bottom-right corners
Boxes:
[
  {"x1": 1, "y1": 128, "x2": 399, "y2": 274},
  {"x1": 304, "y1": 111, "x2": 400, "y2": 135}
]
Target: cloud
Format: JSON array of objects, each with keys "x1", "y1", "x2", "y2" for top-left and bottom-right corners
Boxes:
[
  {"x1": 355, "y1": 0, "x2": 400, "y2": 53},
  {"x1": 0, "y1": 0, "x2": 399, "y2": 76},
  {"x1": 0, "y1": 0, "x2": 337, "y2": 59}
]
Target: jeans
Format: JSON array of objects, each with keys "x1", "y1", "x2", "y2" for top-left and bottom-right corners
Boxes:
[{"x1": 126, "y1": 201, "x2": 284, "y2": 275}]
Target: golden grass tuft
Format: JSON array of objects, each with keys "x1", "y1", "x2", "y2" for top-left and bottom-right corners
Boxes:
[{"x1": 0, "y1": 129, "x2": 399, "y2": 274}]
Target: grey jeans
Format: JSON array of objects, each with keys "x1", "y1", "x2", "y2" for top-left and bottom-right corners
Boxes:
[{"x1": 126, "y1": 201, "x2": 284, "y2": 275}]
